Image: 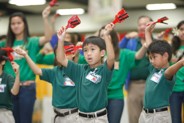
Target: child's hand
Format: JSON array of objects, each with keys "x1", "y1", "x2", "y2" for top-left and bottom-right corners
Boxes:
[
  {"x1": 125, "y1": 32, "x2": 138, "y2": 38},
  {"x1": 11, "y1": 62, "x2": 19, "y2": 74},
  {"x1": 104, "y1": 23, "x2": 115, "y2": 36},
  {"x1": 42, "y1": 6, "x2": 51, "y2": 19},
  {"x1": 57, "y1": 26, "x2": 66, "y2": 41},
  {"x1": 14, "y1": 48, "x2": 27, "y2": 57},
  {"x1": 145, "y1": 22, "x2": 156, "y2": 33}
]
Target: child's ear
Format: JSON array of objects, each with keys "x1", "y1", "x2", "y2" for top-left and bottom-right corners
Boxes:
[
  {"x1": 0, "y1": 60, "x2": 5, "y2": 65},
  {"x1": 100, "y1": 50, "x2": 105, "y2": 57},
  {"x1": 163, "y1": 52, "x2": 169, "y2": 61}
]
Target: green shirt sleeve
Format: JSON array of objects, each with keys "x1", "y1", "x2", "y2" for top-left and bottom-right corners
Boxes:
[
  {"x1": 39, "y1": 67, "x2": 56, "y2": 84},
  {"x1": 36, "y1": 52, "x2": 55, "y2": 65}
]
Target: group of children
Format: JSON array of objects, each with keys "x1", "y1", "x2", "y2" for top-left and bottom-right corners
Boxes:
[{"x1": 0, "y1": 9, "x2": 184, "y2": 123}]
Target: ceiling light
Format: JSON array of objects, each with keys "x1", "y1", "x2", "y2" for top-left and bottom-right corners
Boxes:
[
  {"x1": 56, "y1": 8, "x2": 85, "y2": 15},
  {"x1": 146, "y1": 3, "x2": 176, "y2": 10},
  {"x1": 9, "y1": 0, "x2": 46, "y2": 6}
]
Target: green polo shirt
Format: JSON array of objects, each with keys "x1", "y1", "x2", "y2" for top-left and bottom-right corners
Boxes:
[
  {"x1": 39, "y1": 66, "x2": 77, "y2": 108},
  {"x1": 108, "y1": 49, "x2": 135, "y2": 99},
  {"x1": 172, "y1": 46, "x2": 184, "y2": 92},
  {"x1": 64, "y1": 60, "x2": 112, "y2": 112},
  {"x1": 0, "y1": 37, "x2": 42, "y2": 82},
  {"x1": 144, "y1": 66, "x2": 175, "y2": 109},
  {"x1": 0, "y1": 72, "x2": 15, "y2": 110},
  {"x1": 130, "y1": 38, "x2": 150, "y2": 80},
  {"x1": 36, "y1": 53, "x2": 55, "y2": 65}
]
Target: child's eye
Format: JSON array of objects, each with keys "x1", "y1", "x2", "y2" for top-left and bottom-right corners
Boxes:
[{"x1": 83, "y1": 49, "x2": 87, "y2": 52}]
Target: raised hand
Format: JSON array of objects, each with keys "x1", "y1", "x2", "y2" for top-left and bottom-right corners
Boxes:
[
  {"x1": 42, "y1": 6, "x2": 51, "y2": 19},
  {"x1": 57, "y1": 26, "x2": 66, "y2": 41},
  {"x1": 145, "y1": 22, "x2": 156, "y2": 33},
  {"x1": 104, "y1": 23, "x2": 115, "y2": 36}
]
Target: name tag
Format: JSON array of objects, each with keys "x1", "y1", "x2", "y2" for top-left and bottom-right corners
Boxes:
[
  {"x1": 64, "y1": 77, "x2": 75, "y2": 86},
  {"x1": 0, "y1": 84, "x2": 6, "y2": 93},
  {"x1": 114, "y1": 61, "x2": 119, "y2": 70},
  {"x1": 150, "y1": 73, "x2": 162, "y2": 83},
  {"x1": 86, "y1": 71, "x2": 101, "y2": 84}
]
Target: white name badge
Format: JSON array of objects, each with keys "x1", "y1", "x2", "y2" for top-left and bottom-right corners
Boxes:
[
  {"x1": 86, "y1": 71, "x2": 101, "y2": 84},
  {"x1": 64, "y1": 77, "x2": 75, "y2": 86},
  {"x1": 150, "y1": 73, "x2": 162, "y2": 83},
  {"x1": 0, "y1": 84, "x2": 6, "y2": 93}
]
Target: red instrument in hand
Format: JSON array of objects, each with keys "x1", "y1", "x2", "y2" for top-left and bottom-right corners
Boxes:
[
  {"x1": 112, "y1": 8, "x2": 129, "y2": 24},
  {"x1": 164, "y1": 28, "x2": 172, "y2": 35},
  {"x1": 49, "y1": 0, "x2": 59, "y2": 7},
  {"x1": 65, "y1": 15, "x2": 81, "y2": 30},
  {"x1": 138, "y1": 32, "x2": 145, "y2": 39},
  {"x1": 1, "y1": 47, "x2": 14, "y2": 61},
  {"x1": 154, "y1": 16, "x2": 168, "y2": 24},
  {"x1": 147, "y1": 16, "x2": 169, "y2": 26}
]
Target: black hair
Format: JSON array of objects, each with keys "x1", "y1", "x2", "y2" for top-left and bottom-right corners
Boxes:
[
  {"x1": 147, "y1": 40, "x2": 172, "y2": 61},
  {"x1": 98, "y1": 26, "x2": 119, "y2": 60},
  {"x1": 171, "y1": 20, "x2": 184, "y2": 55},
  {"x1": 53, "y1": 41, "x2": 74, "y2": 66},
  {"x1": 0, "y1": 35, "x2": 7, "y2": 41},
  {"x1": 7, "y1": 12, "x2": 30, "y2": 47},
  {"x1": 0, "y1": 49, "x2": 8, "y2": 63},
  {"x1": 82, "y1": 36, "x2": 106, "y2": 51}
]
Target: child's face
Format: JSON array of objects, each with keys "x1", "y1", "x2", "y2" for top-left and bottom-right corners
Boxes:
[
  {"x1": 83, "y1": 43, "x2": 104, "y2": 68},
  {"x1": 148, "y1": 53, "x2": 168, "y2": 69}
]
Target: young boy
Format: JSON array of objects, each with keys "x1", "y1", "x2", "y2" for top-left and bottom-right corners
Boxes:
[
  {"x1": 14, "y1": 42, "x2": 78, "y2": 123},
  {"x1": 56, "y1": 24, "x2": 115, "y2": 123},
  {"x1": 0, "y1": 49, "x2": 20, "y2": 123},
  {"x1": 138, "y1": 22, "x2": 184, "y2": 123}
]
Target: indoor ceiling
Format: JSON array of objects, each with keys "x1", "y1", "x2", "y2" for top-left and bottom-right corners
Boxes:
[{"x1": 0, "y1": 0, "x2": 184, "y2": 16}]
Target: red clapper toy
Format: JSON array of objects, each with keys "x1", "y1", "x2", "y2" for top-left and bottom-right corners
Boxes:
[
  {"x1": 65, "y1": 15, "x2": 81, "y2": 30},
  {"x1": 112, "y1": 8, "x2": 129, "y2": 24},
  {"x1": 147, "y1": 16, "x2": 169, "y2": 26},
  {"x1": 49, "y1": 0, "x2": 59, "y2": 7},
  {"x1": 164, "y1": 28, "x2": 172, "y2": 35},
  {"x1": 1, "y1": 47, "x2": 14, "y2": 61}
]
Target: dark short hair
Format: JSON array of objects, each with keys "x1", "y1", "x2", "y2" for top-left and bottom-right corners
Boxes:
[
  {"x1": 82, "y1": 36, "x2": 106, "y2": 51},
  {"x1": 147, "y1": 40, "x2": 172, "y2": 61},
  {"x1": 0, "y1": 49, "x2": 8, "y2": 62}
]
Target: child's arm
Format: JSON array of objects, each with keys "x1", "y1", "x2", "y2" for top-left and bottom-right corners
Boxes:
[
  {"x1": 39, "y1": 6, "x2": 53, "y2": 46},
  {"x1": 165, "y1": 58, "x2": 184, "y2": 80},
  {"x1": 14, "y1": 48, "x2": 42, "y2": 75},
  {"x1": 135, "y1": 22, "x2": 156, "y2": 59},
  {"x1": 56, "y1": 27, "x2": 68, "y2": 67},
  {"x1": 103, "y1": 23, "x2": 115, "y2": 69},
  {"x1": 10, "y1": 62, "x2": 20, "y2": 95}
]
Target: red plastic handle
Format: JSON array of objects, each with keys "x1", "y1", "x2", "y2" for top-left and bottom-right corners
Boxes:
[
  {"x1": 112, "y1": 8, "x2": 129, "y2": 24},
  {"x1": 49, "y1": 0, "x2": 58, "y2": 7},
  {"x1": 65, "y1": 15, "x2": 81, "y2": 29}
]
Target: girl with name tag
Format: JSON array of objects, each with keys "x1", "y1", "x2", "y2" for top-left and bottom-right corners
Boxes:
[
  {"x1": 139, "y1": 22, "x2": 184, "y2": 123},
  {"x1": 56, "y1": 23, "x2": 115, "y2": 123},
  {"x1": 14, "y1": 41, "x2": 78, "y2": 123},
  {"x1": 0, "y1": 49, "x2": 20, "y2": 123}
]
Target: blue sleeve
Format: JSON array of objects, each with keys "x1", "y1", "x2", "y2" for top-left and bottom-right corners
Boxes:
[
  {"x1": 119, "y1": 37, "x2": 130, "y2": 49},
  {"x1": 50, "y1": 34, "x2": 58, "y2": 49}
]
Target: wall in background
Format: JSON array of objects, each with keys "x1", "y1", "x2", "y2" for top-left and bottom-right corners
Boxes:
[{"x1": 0, "y1": 8, "x2": 183, "y2": 35}]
